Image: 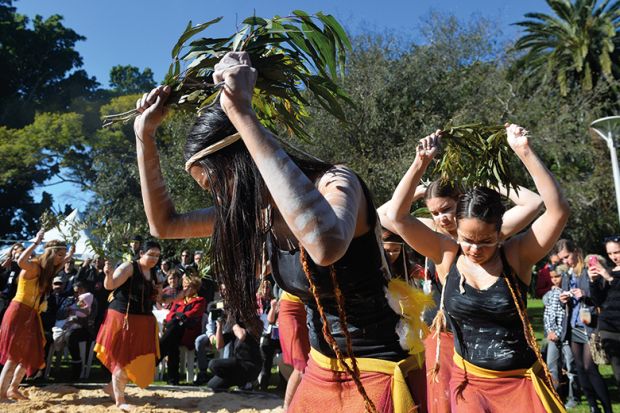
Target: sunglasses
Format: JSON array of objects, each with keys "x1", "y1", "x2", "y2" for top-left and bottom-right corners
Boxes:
[{"x1": 604, "y1": 235, "x2": 620, "y2": 243}]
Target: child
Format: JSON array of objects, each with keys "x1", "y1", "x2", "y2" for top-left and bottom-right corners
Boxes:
[{"x1": 543, "y1": 264, "x2": 577, "y2": 408}]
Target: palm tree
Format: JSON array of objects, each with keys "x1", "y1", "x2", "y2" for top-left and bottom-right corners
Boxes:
[{"x1": 513, "y1": 0, "x2": 620, "y2": 95}]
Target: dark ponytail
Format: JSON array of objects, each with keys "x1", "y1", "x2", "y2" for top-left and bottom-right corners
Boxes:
[{"x1": 456, "y1": 187, "x2": 505, "y2": 231}]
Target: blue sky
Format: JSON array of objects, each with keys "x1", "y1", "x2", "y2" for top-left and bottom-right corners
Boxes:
[{"x1": 16, "y1": 0, "x2": 551, "y2": 210}]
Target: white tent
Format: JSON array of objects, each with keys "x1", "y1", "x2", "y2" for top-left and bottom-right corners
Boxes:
[{"x1": 30, "y1": 209, "x2": 97, "y2": 260}]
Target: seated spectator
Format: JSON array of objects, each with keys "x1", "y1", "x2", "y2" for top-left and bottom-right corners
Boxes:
[
  {"x1": 159, "y1": 274, "x2": 206, "y2": 384},
  {"x1": 207, "y1": 314, "x2": 262, "y2": 392},
  {"x1": 161, "y1": 269, "x2": 183, "y2": 309},
  {"x1": 57, "y1": 259, "x2": 77, "y2": 295},
  {"x1": 256, "y1": 278, "x2": 280, "y2": 391},
  {"x1": 54, "y1": 281, "x2": 98, "y2": 379},
  {"x1": 41, "y1": 276, "x2": 71, "y2": 362},
  {"x1": 0, "y1": 243, "x2": 24, "y2": 323},
  {"x1": 195, "y1": 297, "x2": 232, "y2": 385},
  {"x1": 587, "y1": 240, "x2": 620, "y2": 389},
  {"x1": 543, "y1": 265, "x2": 578, "y2": 408},
  {"x1": 536, "y1": 250, "x2": 560, "y2": 298}
]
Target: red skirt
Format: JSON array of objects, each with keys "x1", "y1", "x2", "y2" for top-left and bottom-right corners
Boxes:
[
  {"x1": 94, "y1": 309, "x2": 159, "y2": 388},
  {"x1": 424, "y1": 331, "x2": 454, "y2": 413},
  {"x1": 278, "y1": 299, "x2": 311, "y2": 371},
  {"x1": 289, "y1": 355, "x2": 427, "y2": 413},
  {"x1": 0, "y1": 301, "x2": 46, "y2": 377}
]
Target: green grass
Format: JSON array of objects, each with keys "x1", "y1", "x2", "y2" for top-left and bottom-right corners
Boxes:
[{"x1": 528, "y1": 298, "x2": 619, "y2": 413}]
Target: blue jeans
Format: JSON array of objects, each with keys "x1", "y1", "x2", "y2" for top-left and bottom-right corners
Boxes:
[{"x1": 546, "y1": 339, "x2": 576, "y2": 400}]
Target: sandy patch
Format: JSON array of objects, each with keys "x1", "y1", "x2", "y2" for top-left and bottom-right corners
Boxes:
[{"x1": 0, "y1": 384, "x2": 284, "y2": 413}]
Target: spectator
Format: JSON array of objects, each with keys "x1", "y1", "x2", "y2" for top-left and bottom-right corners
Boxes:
[
  {"x1": 161, "y1": 269, "x2": 182, "y2": 309},
  {"x1": 57, "y1": 258, "x2": 77, "y2": 294},
  {"x1": 543, "y1": 265, "x2": 578, "y2": 408},
  {"x1": 556, "y1": 239, "x2": 612, "y2": 413},
  {"x1": 76, "y1": 255, "x2": 105, "y2": 293},
  {"x1": 40, "y1": 276, "x2": 71, "y2": 362},
  {"x1": 178, "y1": 250, "x2": 194, "y2": 272},
  {"x1": 536, "y1": 251, "x2": 560, "y2": 298},
  {"x1": 587, "y1": 237, "x2": 620, "y2": 389},
  {"x1": 0, "y1": 243, "x2": 25, "y2": 322},
  {"x1": 157, "y1": 259, "x2": 173, "y2": 284},
  {"x1": 195, "y1": 296, "x2": 232, "y2": 386},
  {"x1": 207, "y1": 315, "x2": 262, "y2": 392},
  {"x1": 256, "y1": 278, "x2": 280, "y2": 391},
  {"x1": 159, "y1": 274, "x2": 206, "y2": 385},
  {"x1": 123, "y1": 235, "x2": 143, "y2": 262}
]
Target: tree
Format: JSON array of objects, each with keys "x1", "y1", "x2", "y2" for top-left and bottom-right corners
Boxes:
[
  {"x1": 0, "y1": 0, "x2": 99, "y2": 128},
  {"x1": 109, "y1": 65, "x2": 156, "y2": 94},
  {"x1": 513, "y1": 0, "x2": 620, "y2": 96}
]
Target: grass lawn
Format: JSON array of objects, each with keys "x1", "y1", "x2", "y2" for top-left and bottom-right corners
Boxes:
[{"x1": 528, "y1": 298, "x2": 619, "y2": 413}]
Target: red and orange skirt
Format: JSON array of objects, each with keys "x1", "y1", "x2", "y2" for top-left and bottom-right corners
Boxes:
[
  {"x1": 424, "y1": 331, "x2": 454, "y2": 413},
  {"x1": 94, "y1": 309, "x2": 159, "y2": 388},
  {"x1": 450, "y1": 353, "x2": 566, "y2": 413},
  {"x1": 289, "y1": 348, "x2": 427, "y2": 413},
  {"x1": 0, "y1": 301, "x2": 46, "y2": 377},
  {"x1": 278, "y1": 296, "x2": 311, "y2": 371}
]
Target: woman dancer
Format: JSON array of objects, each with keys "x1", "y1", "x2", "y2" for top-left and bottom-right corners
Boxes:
[
  {"x1": 556, "y1": 239, "x2": 611, "y2": 413},
  {"x1": 386, "y1": 125, "x2": 569, "y2": 412},
  {"x1": 96, "y1": 240, "x2": 161, "y2": 411},
  {"x1": 379, "y1": 160, "x2": 542, "y2": 413},
  {"x1": 134, "y1": 51, "x2": 427, "y2": 412},
  {"x1": 0, "y1": 230, "x2": 69, "y2": 399}
]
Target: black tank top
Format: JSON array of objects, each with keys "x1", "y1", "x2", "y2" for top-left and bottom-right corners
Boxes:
[
  {"x1": 422, "y1": 260, "x2": 445, "y2": 327},
  {"x1": 109, "y1": 261, "x2": 155, "y2": 315},
  {"x1": 444, "y1": 249, "x2": 536, "y2": 370},
  {"x1": 268, "y1": 182, "x2": 407, "y2": 362}
]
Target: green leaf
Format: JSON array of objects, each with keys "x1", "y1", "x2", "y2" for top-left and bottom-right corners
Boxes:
[{"x1": 171, "y1": 17, "x2": 223, "y2": 59}]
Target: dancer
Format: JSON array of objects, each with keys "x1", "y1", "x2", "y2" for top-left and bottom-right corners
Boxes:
[
  {"x1": 134, "y1": 51, "x2": 427, "y2": 412},
  {"x1": 0, "y1": 230, "x2": 70, "y2": 400},
  {"x1": 379, "y1": 157, "x2": 542, "y2": 413},
  {"x1": 386, "y1": 125, "x2": 569, "y2": 412},
  {"x1": 556, "y1": 239, "x2": 612, "y2": 413},
  {"x1": 96, "y1": 240, "x2": 161, "y2": 411}
]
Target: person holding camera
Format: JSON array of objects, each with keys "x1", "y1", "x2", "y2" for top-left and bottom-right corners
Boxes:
[
  {"x1": 556, "y1": 239, "x2": 611, "y2": 413},
  {"x1": 207, "y1": 311, "x2": 262, "y2": 392},
  {"x1": 159, "y1": 274, "x2": 206, "y2": 385},
  {"x1": 587, "y1": 237, "x2": 620, "y2": 389}
]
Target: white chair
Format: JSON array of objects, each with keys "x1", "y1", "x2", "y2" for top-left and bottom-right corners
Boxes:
[
  {"x1": 79, "y1": 341, "x2": 96, "y2": 379},
  {"x1": 179, "y1": 346, "x2": 196, "y2": 383}
]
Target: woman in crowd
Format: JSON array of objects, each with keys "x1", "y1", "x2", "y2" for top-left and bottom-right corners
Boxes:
[
  {"x1": 159, "y1": 273, "x2": 206, "y2": 385},
  {"x1": 0, "y1": 242, "x2": 25, "y2": 322},
  {"x1": 588, "y1": 236, "x2": 620, "y2": 388},
  {"x1": 385, "y1": 124, "x2": 569, "y2": 412},
  {"x1": 96, "y1": 240, "x2": 161, "y2": 411},
  {"x1": 556, "y1": 239, "x2": 612, "y2": 413},
  {"x1": 133, "y1": 51, "x2": 426, "y2": 412},
  {"x1": 0, "y1": 230, "x2": 69, "y2": 399}
]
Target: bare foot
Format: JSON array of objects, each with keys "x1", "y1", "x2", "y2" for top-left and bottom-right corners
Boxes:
[
  {"x1": 102, "y1": 383, "x2": 114, "y2": 399},
  {"x1": 116, "y1": 402, "x2": 135, "y2": 411},
  {"x1": 7, "y1": 388, "x2": 28, "y2": 400}
]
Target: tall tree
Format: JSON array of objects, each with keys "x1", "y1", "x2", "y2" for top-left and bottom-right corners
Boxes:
[
  {"x1": 109, "y1": 65, "x2": 156, "y2": 94},
  {"x1": 0, "y1": 0, "x2": 99, "y2": 128},
  {"x1": 513, "y1": 0, "x2": 620, "y2": 96}
]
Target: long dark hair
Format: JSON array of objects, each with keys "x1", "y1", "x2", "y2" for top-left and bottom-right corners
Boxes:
[
  {"x1": 184, "y1": 103, "x2": 331, "y2": 335},
  {"x1": 424, "y1": 179, "x2": 462, "y2": 202},
  {"x1": 456, "y1": 187, "x2": 505, "y2": 231}
]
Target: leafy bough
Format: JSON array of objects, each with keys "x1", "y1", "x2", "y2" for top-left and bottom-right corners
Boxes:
[{"x1": 102, "y1": 11, "x2": 352, "y2": 142}]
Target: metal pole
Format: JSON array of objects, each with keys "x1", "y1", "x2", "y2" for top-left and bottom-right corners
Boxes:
[{"x1": 606, "y1": 131, "x2": 620, "y2": 226}]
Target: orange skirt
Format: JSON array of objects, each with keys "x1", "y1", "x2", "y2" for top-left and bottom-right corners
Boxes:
[
  {"x1": 0, "y1": 301, "x2": 45, "y2": 377},
  {"x1": 278, "y1": 299, "x2": 311, "y2": 371},
  {"x1": 94, "y1": 309, "x2": 159, "y2": 388},
  {"x1": 289, "y1": 355, "x2": 427, "y2": 413},
  {"x1": 424, "y1": 331, "x2": 454, "y2": 413},
  {"x1": 450, "y1": 359, "x2": 556, "y2": 413}
]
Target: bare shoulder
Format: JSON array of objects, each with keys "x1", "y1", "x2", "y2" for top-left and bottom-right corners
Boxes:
[
  {"x1": 502, "y1": 236, "x2": 526, "y2": 280},
  {"x1": 317, "y1": 165, "x2": 360, "y2": 189}
]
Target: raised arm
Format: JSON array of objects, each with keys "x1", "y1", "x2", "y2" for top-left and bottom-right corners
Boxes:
[
  {"x1": 505, "y1": 124, "x2": 570, "y2": 280},
  {"x1": 214, "y1": 52, "x2": 365, "y2": 266},
  {"x1": 496, "y1": 184, "x2": 543, "y2": 239},
  {"x1": 103, "y1": 261, "x2": 133, "y2": 291},
  {"x1": 134, "y1": 86, "x2": 216, "y2": 239},
  {"x1": 377, "y1": 184, "x2": 427, "y2": 234},
  {"x1": 384, "y1": 133, "x2": 457, "y2": 269},
  {"x1": 17, "y1": 229, "x2": 44, "y2": 275}
]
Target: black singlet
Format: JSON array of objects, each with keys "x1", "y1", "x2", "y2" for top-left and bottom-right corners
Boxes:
[
  {"x1": 444, "y1": 249, "x2": 536, "y2": 371},
  {"x1": 108, "y1": 261, "x2": 155, "y2": 315},
  {"x1": 268, "y1": 181, "x2": 408, "y2": 362}
]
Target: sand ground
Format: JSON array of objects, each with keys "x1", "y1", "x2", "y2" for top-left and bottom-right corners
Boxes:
[{"x1": 0, "y1": 384, "x2": 284, "y2": 413}]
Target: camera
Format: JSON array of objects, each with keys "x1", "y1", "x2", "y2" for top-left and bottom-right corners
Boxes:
[{"x1": 208, "y1": 300, "x2": 225, "y2": 322}]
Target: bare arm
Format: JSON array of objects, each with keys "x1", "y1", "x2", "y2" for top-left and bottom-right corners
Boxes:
[
  {"x1": 64, "y1": 244, "x2": 76, "y2": 263},
  {"x1": 103, "y1": 261, "x2": 133, "y2": 290},
  {"x1": 385, "y1": 133, "x2": 458, "y2": 273},
  {"x1": 497, "y1": 184, "x2": 543, "y2": 239},
  {"x1": 232, "y1": 323, "x2": 247, "y2": 342},
  {"x1": 134, "y1": 86, "x2": 216, "y2": 239},
  {"x1": 214, "y1": 53, "x2": 365, "y2": 265},
  {"x1": 18, "y1": 229, "x2": 44, "y2": 275},
  {"x1": 377, "y1": 184, "x2": 427, "y2": 234},
  {"x1": 504, "y1": 124, "x2": 570, "y2": 282}
]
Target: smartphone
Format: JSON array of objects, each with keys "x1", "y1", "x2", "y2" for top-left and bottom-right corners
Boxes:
[{"x1": 588, "y1": 255, "x2": 598, "y2": 268}]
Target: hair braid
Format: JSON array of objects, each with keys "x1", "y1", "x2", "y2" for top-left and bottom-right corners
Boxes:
[
  {"x1": 299, "y1": 247, "x2": 378, "y2": 413},
  {"x1": 504, "y1": 272, "x2": 561, "y2": 402}
]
